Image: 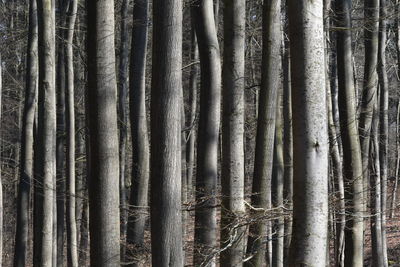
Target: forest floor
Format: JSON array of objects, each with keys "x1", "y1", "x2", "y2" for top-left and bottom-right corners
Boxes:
[{"x1": 4, "y1": 175, "x2": 400, "y2": 266}]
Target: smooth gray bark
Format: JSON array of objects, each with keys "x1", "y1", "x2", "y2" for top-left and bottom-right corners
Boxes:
[
  {"x1": 185, "y1": 25, "x2": 198, "y2": 204},
  {"x1": 14, "y1": 0, "x2": 37, "y2": 265},
  {"x1": 118, "y1": 0, "x2": 129, "y2": 258},
  {"x1": 378, "y1": 1, "x2": 388, "y2": 265},
  {"x1": 86, "y1": 0, "x2": 121, "y2": 265},
  {"x1": 36, "y1": 0, "x2": 56, "y2": 265},
  {"x1": 282, "y1": 25, "x2": 293, "y2": 265},
  {"x1": 65, "y1": 0, "x2": 78, "y2": 265},
  {"x1": 220, "y1": 0, "x2": 246, "y2": 266},
  {"x1": 127, "y1": 0, "x2": 150, "y2": 265},
  {"x1": 287, "y1": 0, "x2": 329, "y2": 266},
  {"x1": 246, "y1": 1, "x2": 280, "y2": 266},
  {"x1": 370, "y1": 99, "x2": 384, "y2": 267},
  {"x1": 359, "y1": 0, "x2": 380, "y2": 213},
  {"x1": 335, "y1": 0, "x2": 364, "y2": 265},
  {"x1": 150, "y1": 0, "x2": 184, "y2": 265},
  {"x1": 272, "y1": 92, "x2": 284, "y2": 267},
  {"x1": 192, "y1": 0, "x2": 221, "y2": 265},
  {"x1": 55, "y1": 0, "x2": 67, "y2": 263}
]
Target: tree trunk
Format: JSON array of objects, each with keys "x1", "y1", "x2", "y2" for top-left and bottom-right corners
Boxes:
[
  {"x1": 391, "y1": 99, "x2": 400, "y2": 218},
  {"x1": 150, "y1": 0, "x2": 184, "y2": 265},
  {"x1": 55, "y1": 0, "x2": 68, "y2": 264},
  {"x1": 191, "y1": 1, "x2": 221, "y2": 265},
  {"x1": 272, "y1": 91, "x2": 284, "y2": 267},
  {"x1": 370, "y1": 99, "x2": 384, "y2": 266},
  {"x1": 35, "y1": 0, "x2": 56, "y2": 265},
  {"x1": 126, "y1": 0, "x2": 149, "y2": 265},
  {"x1": 328, "y1": 65, "x2": 345, "y2": 267},
  {"x1": 335, "y1": 0, "x2": 364, "y2": 265},
  {"x1": 65, "y1": 0, "x2": 78, "y2": 265},
  {"x1": 86, "y1": 0, "x2": 121, "y2": 264},
  {"x1": 324, "y1": 2, "x2": 345, "y2": 264},
  {"x1": 14, "y1": 0, "x2": 37, "y2": 265},
  {"x1": 186, "y1": 24, "x2": 198, "y2": 205},
  {"x1": 220, "y1": 0, "x2": 246, "y2": 266},
  {"x1": 246, "y1": 1, "x2": 281, "y2": 266},
  {"x1": 378, "y1": 1, "x2": 389, "y2": 265},
  {"x1": 392, "y1": 0, "x2": 400, "y2": 219},
  {"x1": 359, "y1": 0, "x2": 380, "y2": 213},
  {"x1": 118, "y1": 0, "x2": 129, "y2": 258},
  {"x1": 282, "y1": 22, "x2": 293, "y2": 266},
  {"x1": 287, "y1": 0, "x2": 329, "y2": 266}
]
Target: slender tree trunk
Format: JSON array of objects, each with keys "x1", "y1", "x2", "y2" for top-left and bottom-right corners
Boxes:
[
  {"x1": 220, "y1": 0, "x2": 246, "y2": 266},
  {"x1": 324, "y1": 2, "x2": 345, "y2": 264},
  {"x1": 392, "y1": 0, "x2": 400, "y2": 219},
  {"x1": 272, "y1": 91, "x2": 284, "y2": 267},
  {"x1": 287, "y1": 0, "x2": 329, "y2": 266},
  {"x1": 14, "y1": 0, "x2": 37, "y2": 265},
  {"x1": 181, "y1": 104, "x2": 187, "y2": 254},
  {"x1": 246, "y1": 1, "x2": 281, "y2": 266},
  {"x1": 126, "y1": 0, "x2": 149, "y2": 265},
  {"x1": 79, "y1": 195, "x2": 89, "y2": 266},
  {"x1": 150, "y1": 0, "x2": 184, "y2": 265},
  {"x1": 335, "y1": 0, "x2": 364, "y2": 266},
  {"x1": 35, "y1": 0, "x2": 56, "y2": 265},
  {"x1": 75, "y1": 116, "x2": 85, "y2": 258},
  {"x1": 118, "y1": 0, "x2": 129, "y2": 258},
  {"x1": 328, "y1": 69, "x2": 345, "y2": 267},
  {"x1": 282, "y1": 23, "x2": 293, "y2": 265},
  {"x1": 186, "y1": 25, "x2": 198, "y2": 205},
  {"x1": 86, "y1": 0, "x2": 121, "y2": 264},
  {"x1": 65, "y1": 0, "x2": 78, "y2": 265},
  {"x1": 55, "y1": 1, "x2": 68, "y2": 264},
  {"x1": 192, "y1": 1, "x2": 221, "y2": 265},
  {"x1": 391, "y1": 99, "x2": 400, "y2": 218},
  {"x1": 370, "y1": 99, "x2": 384, "y2": 266},
  {"x1": 378, "y1": 1, "x2": 389, "y2": 266},
  {"x1": 359, "y1": 0, "x2": 380, "y2": 213}
]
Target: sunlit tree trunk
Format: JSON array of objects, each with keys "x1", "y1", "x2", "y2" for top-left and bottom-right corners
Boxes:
[
  {"x1": 220, "y1": 0, "x2": 246, "y2": 266},
  {"x1": 287, "y1": 0, "x2": 329, "y2": 265},
  {"x1": 370, "y1": 99, "x2": 384, "y2": 266},
  {"x1": 35, "y1": 0, "x2": 56, "y2": 265},
  {"x1": 65, "y1": 0, "x2": 78, "y2": 265},
  {"x1": 378, "y1": 1, "x2": 388, "y2": 265},
  {"x1": 14, "y1": 0, "x2": 37, "y2": 265},
  {"x1": 192, "y1": 0, "x2": 221, "y2": 265},
  {"x1": 86, "y1": 0, "x2": 121, "y2": 264}
]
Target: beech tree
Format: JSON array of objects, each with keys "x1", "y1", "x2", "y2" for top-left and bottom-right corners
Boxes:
[
  {"x1": 65, "y1": 0, "x2": 78, "y2": 265},
  {"x1": 378, "y1": 0, "x2": 389, "y2": 265},
  {"x1": 34, "y1": 0, "x2": 57, "y2": 265},
  {"x1": 287, "y1": 0, "x2": 329, "y2": 265},
  {"x1": 150, "y1": 0, "x2": 184, "y2": 265},
  {"x1": 191, "y1": 0, "x2": 221, "y2": 265},
  {"x1": 118, "y1": 0, "x2": 129, "y2": 256},
  {"x1": 14, "y1": 0, "x2": 37, "y2": 265},
  {"x1": 220, "y1": 0, "x2": 246, "y2": 266},
  {"x1": 246, "y1": 1, "x2": 281, "y2": 265},
  {"x1": 336, "y1": 0, "x2": 364, "y2": 265},
  {"x1": 127, "y1": 0, "x2": 150, "y2": 264},
  {"x1": 86, "y1": 0, "x2": 121, "y2": 265}
]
